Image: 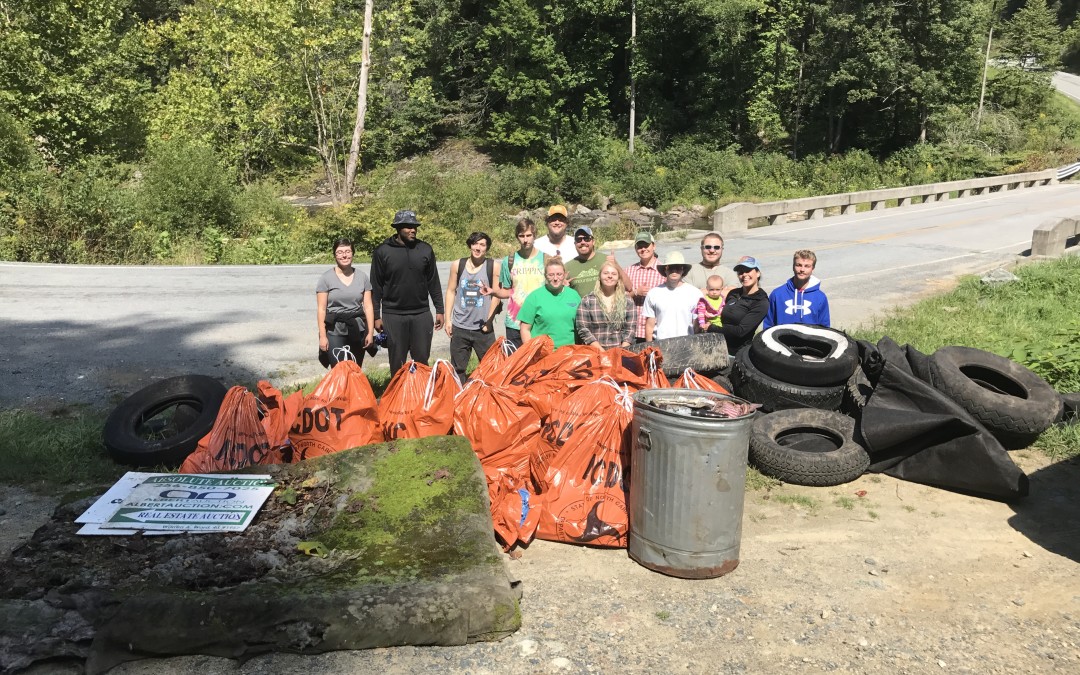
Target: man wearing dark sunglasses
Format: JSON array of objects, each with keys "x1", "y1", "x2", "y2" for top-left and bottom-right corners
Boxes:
[
  {"x1": 685, "y1": 232, "x2": 738, "y2": 292},
  {"x1": 564, "y1": 226, "x2": 609, "y2": 296}
]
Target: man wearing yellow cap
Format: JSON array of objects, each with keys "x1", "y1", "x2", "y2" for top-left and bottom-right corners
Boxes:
[{"x1": 534, "y1": 204, "x2": 572, "y2": 258}]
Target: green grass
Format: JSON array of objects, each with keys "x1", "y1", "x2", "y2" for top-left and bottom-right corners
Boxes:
[
  {"x1": 0, "y1": 409, "x2": 124, "y2": 488},
  {"x1": 746, "y1": 467, "x2": 780, "y2": 491},
  {"x1": 834, "y1": 495, "x2": 856, "y2": 510},
  {"x1": 768, "y1": 493, "x2": 821, "y2": 511}
]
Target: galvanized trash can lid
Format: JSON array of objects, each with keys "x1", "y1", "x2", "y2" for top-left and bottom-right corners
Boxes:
[{"x1": 632, "y1": 389, "x2": 759, "y2": 420}]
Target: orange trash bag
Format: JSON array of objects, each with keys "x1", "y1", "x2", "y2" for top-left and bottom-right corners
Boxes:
[
  {"x1": 641, "y1": 346, "x2": 670, "y2": 389},
  {"x1": 476, "y1": 335, "x2": 554, "y2": 388},
  {"x1": 181, "y1": 386, "x2": 282, "y2": 473},
  {"x1": 469, "y1": 337, "x2": 517, "y2": 384},
  {"x1": 454, "y1": 379, "x2": 541, "y2": 474},
  {"x1": 289, "y1": 360, "x2": 381, "y2": 460},
  {"x1": 674, "y1": 367, "x2": 730, "y2": 394},
  {"x1": 485, "y1": 465, "x2": 542, "y2": 551},
  {"x1": 519, "y1": 343, "x2": 608, "y2": 418},
  {"x1": 378, "y1": 359, "x2": 461, "y2": 440},
  {"x1": 532, "y1": 377, "x2": 635, "y2": 548},
  {"x1": 256, "y1": 380, "x2": 305, "y2": 454}
]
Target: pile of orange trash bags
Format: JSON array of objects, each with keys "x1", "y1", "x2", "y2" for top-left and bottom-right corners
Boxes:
[{"x1": 180, "y1": 338, "x2": 727, "y2": 552}]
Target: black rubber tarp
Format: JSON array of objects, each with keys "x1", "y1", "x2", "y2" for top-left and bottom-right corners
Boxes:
[{"x1": 854, "y1": 337, "x2": 1029, "y2": 501}]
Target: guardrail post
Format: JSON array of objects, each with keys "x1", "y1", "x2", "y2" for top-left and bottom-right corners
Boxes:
[
  {"x1": 898, "y1": 197, "x2": 911, "y2": 206},
  {"x1": 959, "y1": 189, "x2": 970, "y2": 198},
  {"x1": 770, "y1": 213, "x2": 787, "y2": 226},
  {"x1": 924, "y1": 194, "x2": 937, "y2": 203},
  {"x1": 842, "y1": 204, "x2": 857, "y2": 215},
  {"x1": 808, "y1": 208, "x2": 824, "y2": 220},
  {"x1": 712, "y1": 202, "x2": 750, "y2": 234},
  {"x1": 871, "y1": 201, "x2": 885, "y2": 211},
  {"x1": 1031, "y1": 216, "x2": 1077, "y2": 257},
  {"x1": 938, "y1": 192, "x2": 950, "y2": 201}
]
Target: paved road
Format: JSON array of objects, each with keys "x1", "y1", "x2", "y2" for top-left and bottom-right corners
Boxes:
[
  {"x1": 1053, "y1": 71, "x2": 1080, "y2": 103},
  {"x1": 2, "y1": 183, "x2": 1079, "y2": 408}
]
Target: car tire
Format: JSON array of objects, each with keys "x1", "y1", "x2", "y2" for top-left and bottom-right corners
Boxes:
[
  {"x1": 749, "y1": 325, "x2": 858, "y2": 386},
  {"x1": 750, "y1": 409, "x2": 870, "y2": 486},
  {"x1": 103, "y1": 375, "x2": 228, "y2": 468},
  {"x1": 928, "y1": 346, "x2": 1063, "y2": 448},
  {"x1": 1061, "y1": 392, "x2": 1080, "y2": 426},
  {"x1": 731, "y1": 347, "x2": 845, "y2": 412},
  {"x1": 629, "y1": 333, "x2": 729, "y2": 377}
]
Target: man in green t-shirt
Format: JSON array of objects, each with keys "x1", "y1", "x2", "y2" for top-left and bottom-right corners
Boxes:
[
  {"x1": 518, "y1": 259, "x2": 581, "y2": 348},
  {"x1": 564, "y1": 226, "x2": 608, "y2": 296}
]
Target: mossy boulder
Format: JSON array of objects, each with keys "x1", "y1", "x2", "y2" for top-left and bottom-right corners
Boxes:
[{"x1": 0, "y1": 437, "x2": 521, "y2": 674}]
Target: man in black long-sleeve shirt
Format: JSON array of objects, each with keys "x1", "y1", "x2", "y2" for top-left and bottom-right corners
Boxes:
[{"x1": 371, "y1": 210, "x2": 445, "y2": 375}]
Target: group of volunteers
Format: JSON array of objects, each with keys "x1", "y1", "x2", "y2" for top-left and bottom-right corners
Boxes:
[{"x1": 315, "y1": 207, "x2": 832, "y2": 379}]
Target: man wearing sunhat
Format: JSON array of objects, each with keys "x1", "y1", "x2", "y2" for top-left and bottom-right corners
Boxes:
[
  {"x1": 563, "y1": 225, "x2": 608, "y2": 296},
  {"x1": 642, "y1": 251, "x2": 704, "y2": 340},
  {"x1": 624, "y1": 230, "x2": 663, "y2": 342},
  {"x1": 371, "y1": 210, "x2": 445, "y2": 375},
  {"x1": 534, "y1": 204, "x2": 572, "y2": 258}
]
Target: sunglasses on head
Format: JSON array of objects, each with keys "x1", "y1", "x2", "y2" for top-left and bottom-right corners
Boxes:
[
  {"x1": 701, "y1": 244, "x2": 722, "y2": 251},
  {"x1": 575, "y1": 235, "x2": 593, "y2": 242}
]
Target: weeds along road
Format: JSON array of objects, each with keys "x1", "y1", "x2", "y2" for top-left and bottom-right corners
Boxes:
[{"x1": 2, "y1": 182, "x2": 1079, "y2": 408}]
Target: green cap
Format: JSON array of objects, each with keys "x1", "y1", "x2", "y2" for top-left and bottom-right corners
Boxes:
[{"x1": 633, "y1": 231, "x2": 655, "y2": 244}]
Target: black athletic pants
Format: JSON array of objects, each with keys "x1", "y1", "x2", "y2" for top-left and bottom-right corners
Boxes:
[
  {"x1": 325, "y1": 332, "x2": 366, "y2": 367},
  {"x1": 449, "y1": 326, "x2": 496, "y2": 381},
  {"x1": 382, "y1": 311, "x2": 434, "y2": 376}
]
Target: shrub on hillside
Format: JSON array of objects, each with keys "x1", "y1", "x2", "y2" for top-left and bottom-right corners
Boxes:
[
  {"x1": 138, "y1": 138, "x2": 239, "y2": 235},
  {"x1": 497, "y1": 162, "x2": 558, "y2": 208},
  {"x1": 1, "y1": 159, "x2": 152, "y2": 264}
]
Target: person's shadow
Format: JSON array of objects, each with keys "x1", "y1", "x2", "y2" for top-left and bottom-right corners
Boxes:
[{"x1": 1007, "y1": 454, "x2": 1080, "y2": 563}]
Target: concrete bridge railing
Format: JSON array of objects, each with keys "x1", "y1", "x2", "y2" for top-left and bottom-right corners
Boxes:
[
  {"x1": 712, "y1": 168, "x2": 1059, "y2": 233},
  {"x1": 1031, "y1": 216, "x2": 1080, "y2": 257}
]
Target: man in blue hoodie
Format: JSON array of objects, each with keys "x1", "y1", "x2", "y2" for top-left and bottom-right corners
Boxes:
[{"x1": 762, "y1": 249, "x2": 831, "y2": 329}]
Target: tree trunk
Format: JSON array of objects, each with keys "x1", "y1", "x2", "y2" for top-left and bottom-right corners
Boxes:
[{"x1": 343, "y1": 0, "x2": 375, "y2": 203}]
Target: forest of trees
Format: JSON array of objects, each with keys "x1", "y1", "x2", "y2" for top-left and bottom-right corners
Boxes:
[{"x1": 2, "y1": 0, "x2": 1080, "y2": 263}]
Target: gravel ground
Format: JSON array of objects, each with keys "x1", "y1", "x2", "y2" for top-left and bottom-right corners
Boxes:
[{"x1": 7, "y1": 451, "x2": 1080, "y2": 675}]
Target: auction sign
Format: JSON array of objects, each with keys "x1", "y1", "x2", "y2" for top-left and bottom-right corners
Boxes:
[{"x1": 99, "y1": 474, "x2": 275, "y2": 532}]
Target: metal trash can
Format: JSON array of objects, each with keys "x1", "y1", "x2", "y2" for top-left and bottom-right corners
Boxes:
[{"x1": 628, "y1": 389, "x2": 756, "y2": 578}]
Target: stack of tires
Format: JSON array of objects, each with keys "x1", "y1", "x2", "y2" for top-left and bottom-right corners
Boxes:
[
  {"x1": 731, "y1": 325, "x2": 869, "y2": 487},
  {"x1": 733, "y1": 325, "x2": 1069, "y2": 489}
]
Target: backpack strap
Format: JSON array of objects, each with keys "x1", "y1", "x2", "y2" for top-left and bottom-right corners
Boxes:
[{"x1": 455, "y1": 257, "x2": 468, "y2": 285}]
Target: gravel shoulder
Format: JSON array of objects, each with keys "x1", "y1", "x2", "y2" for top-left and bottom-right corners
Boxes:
[{"x1": 7, "y1": 451, "x2": 1079, "y2": 674}]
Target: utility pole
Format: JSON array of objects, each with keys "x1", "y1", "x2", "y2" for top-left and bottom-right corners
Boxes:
[
  {"x1": 977, "y1": 0, "x2": 998, "y2": 130},
  {"x1": 629, "y1": 0, "x2": 636, "y2": 154}
]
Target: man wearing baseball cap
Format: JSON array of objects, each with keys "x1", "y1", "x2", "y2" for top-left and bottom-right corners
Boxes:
[
  {"x1": 370, "y1": 209, "x2": 445, "y2": 375},
  {"x1": 624, "y1": 231, "x2": 664, "y2": 342},
  {"x1": 563, "y1": 225, "x2": 608, "y2": 296},
  {"x1": 534, "y1": 204, "x2": 571, "y2": 258}
]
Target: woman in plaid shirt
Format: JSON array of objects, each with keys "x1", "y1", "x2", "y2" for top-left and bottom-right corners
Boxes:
[{"x1": 575, "y1": 261, "x2": 637, "y2": 348}]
